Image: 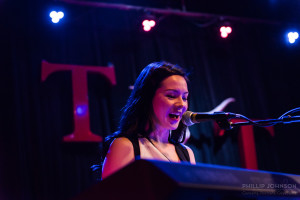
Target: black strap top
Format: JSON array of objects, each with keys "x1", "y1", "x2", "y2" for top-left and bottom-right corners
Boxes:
[{"x1": 127, "y1": 136, "x2": 190, "y2": 162}]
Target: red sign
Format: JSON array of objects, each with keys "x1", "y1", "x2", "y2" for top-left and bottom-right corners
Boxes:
[
  {"x1": 41, "y1": 61, "x2": 116, "y2": 142},
  {"x1": 215, "y1": 119, "x2": 274, "y2": 170}
]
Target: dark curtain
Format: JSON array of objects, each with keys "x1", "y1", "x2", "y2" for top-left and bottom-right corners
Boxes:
[{"x1": 1, "y1": 1, "x2": 300, "y2": 200}]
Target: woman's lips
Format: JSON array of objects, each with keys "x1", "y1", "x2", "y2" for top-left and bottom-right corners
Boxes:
[{"x1": 168, "y1": 113, "x2": 181, "y2": 122}]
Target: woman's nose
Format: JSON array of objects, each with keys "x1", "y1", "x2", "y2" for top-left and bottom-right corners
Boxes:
[{"x1": 176, "y1": 97, "x2": 187, "y2": 108}]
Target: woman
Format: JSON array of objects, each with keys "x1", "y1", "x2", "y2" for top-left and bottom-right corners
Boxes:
[{"x1": 101, "y1": 62, "x2": 196, "y2": 179}]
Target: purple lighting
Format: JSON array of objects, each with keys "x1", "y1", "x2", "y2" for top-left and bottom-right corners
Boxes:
[
  {"x1": 142, "y1": 19, "x2": 156, "y2": 32},
  {"x1": 220, "y1": 26, "x2": 232, "y2": 38}
]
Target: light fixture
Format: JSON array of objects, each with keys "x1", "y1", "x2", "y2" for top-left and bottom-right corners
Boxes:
[
  {"x1": 287, "y1": 31, "x2": 299, "y2": 44},
  {"x1": 49, "y1": 10, "x2": 64, "y2": 23},
  {"x1": 142, "y1": 19, "x2": 156, "y2": 32},
  {"x1": 220, "y1": 25, "x2": 232, "y2": 38},
  {"x1": 141, "y1": 13, "x2": 157, "y2": 32}
]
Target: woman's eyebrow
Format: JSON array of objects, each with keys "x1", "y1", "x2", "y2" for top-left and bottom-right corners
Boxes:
[{"x1": 164, "y1": 89, "x2": 189, "y2": 94}]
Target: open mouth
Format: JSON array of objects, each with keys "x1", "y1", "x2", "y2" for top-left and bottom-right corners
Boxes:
[{"x1": 169, "y1": 113, "x2": 180, "y2": 120}]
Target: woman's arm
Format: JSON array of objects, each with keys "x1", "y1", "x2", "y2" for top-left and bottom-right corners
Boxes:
[{"x1": 101, "y1": 137, "x2": 135, "y2": 179}]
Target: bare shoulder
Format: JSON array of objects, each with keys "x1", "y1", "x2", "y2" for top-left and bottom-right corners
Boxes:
[
  {"x1": 102, "y1": 137, "x2": 135, "y2": 179},
  {"x1": 182, "y1": 144, "x2": 196, "y2": 165},
  {"x1": 110, "y1": 137, "x2": 133, "y2": 149}
]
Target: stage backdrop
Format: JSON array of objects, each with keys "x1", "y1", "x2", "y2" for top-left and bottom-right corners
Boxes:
[{"x1": 1, "y1": 0, "x2": 300, "y2": 200}]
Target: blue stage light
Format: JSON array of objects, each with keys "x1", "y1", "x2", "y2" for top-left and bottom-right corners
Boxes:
[
  {"x1": 49, "y1": 11, "x2": 64, "y2": 23},
  {"x1": 287, "y1": 32, "x2": 299, "y2": 44}
]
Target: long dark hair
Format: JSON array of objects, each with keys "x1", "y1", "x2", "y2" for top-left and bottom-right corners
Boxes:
[{"x1": 102, "y1": 62, "x2": 190, "y2": 159}]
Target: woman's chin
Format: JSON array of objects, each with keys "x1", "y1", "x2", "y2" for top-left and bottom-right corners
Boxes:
[{"x1": 169, "y1": 123, "x2": 180, "y2": 130}]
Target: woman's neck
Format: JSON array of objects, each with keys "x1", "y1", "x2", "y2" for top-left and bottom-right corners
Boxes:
[{"x1": 149, "y1": 128, "x2": 170, "y2": 143}]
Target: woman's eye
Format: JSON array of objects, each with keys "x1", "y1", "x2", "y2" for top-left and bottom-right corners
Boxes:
[{"x1": 166, "y1": 94, "x2": 176, "y2": 99}]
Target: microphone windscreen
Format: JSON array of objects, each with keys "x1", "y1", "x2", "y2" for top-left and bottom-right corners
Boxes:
[{"x1": 181, "y1": 111, "x2": 194, "y2": 126}]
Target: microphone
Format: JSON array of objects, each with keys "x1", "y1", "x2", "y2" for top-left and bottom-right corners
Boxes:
[{"x1": 182, "y1": 111, "x2": 239, "y2": 126}]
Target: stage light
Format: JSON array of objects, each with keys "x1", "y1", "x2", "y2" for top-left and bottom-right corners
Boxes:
[
  {"x1": 141, "y1": 12, "x2": 157, "y2": 32},
  {"x1": 220, "y1": 26, "x2": 232, "y2": 38},
  {"x1": 50, "y1": 11, "x2": 64, "y2": 23},
  {"x1": 287, "y1": 32, "x2": 299, "y2": 44},
  {"x1": 142, "y1": 19, "x2": 156, "y2": 32}
]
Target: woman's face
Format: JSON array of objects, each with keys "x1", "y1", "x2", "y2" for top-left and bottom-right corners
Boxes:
[{"x1": 152, "y1": 75, "x2": 188, "y2": 131}]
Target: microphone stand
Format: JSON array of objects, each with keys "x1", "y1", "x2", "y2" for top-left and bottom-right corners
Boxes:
[{"x1": 216, "y1": 107, "x2": 300, "y2": 130}]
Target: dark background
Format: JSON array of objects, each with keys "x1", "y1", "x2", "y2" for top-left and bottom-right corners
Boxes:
[{"x1": 1, "y1": 0, "x2": 300, "y2": 199}]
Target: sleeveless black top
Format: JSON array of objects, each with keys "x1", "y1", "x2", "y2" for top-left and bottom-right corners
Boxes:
[{"x1": 127, "y1": 136, "x2": 190, "y2": 162}]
